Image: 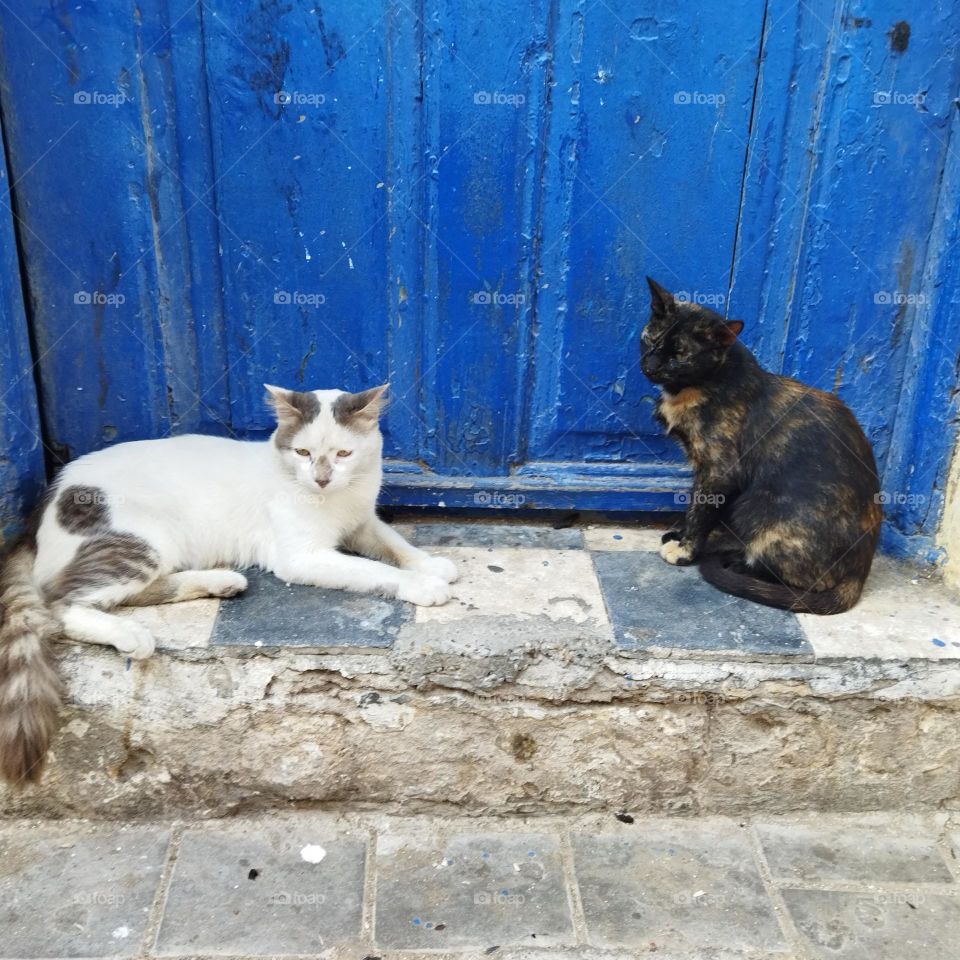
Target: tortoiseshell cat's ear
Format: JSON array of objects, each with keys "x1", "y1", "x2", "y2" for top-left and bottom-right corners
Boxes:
[
  {"x1": 716, "y1": 320, "x2": 744, "y2": 346},
  {"x1": 646, "y1": 276, "x2": 676, "y2": 315}
]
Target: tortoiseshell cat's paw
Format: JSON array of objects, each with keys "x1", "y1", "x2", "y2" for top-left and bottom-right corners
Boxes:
[
  {"x1": 660, "y1": 538, "x2": 695, "y2": 566},
  {"x1": 661, "y1": 529, "x2": 683, "y2": 544}
]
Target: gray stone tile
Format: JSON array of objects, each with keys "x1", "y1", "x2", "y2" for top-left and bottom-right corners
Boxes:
[
  {"x1": 0, "y1": 822, "x2": 170, "y2": 958},
  {"x1": 411, "y1": 521, "x2": 584, "y2": 549},
  {"x1": 783, "y1": 888, "x2": 960, "y2": 960},
  {"x1": 592, "y1": 550, "x2": 811, "y2": 655},
  {"x1": 210, "y1": 566, "x2": 408, "y2": 648},
  {"x1": 375, "y1": 832, "x2": 572, "y2": 949},
  {"x1": 756, "y1": 819, "x2": 954, "y2": 884},
  {"x1": 154, "y1": 819, "x2": 365, "y2": 955},
  {"x1": 572, "y1": 822, "x2": 787, "y2": 953}
]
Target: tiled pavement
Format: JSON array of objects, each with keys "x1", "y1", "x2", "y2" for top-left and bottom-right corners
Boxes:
[
  {"x1": 117, "y1": 520, "x2": 960, "y2": 660},
  {"x1": 2, "y1": 813, "x2": 959, "y2": 959}
]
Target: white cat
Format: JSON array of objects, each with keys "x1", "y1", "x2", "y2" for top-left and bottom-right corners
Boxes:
[{"x1": 0, "y1": 383, "x2": 456, "y2": 785}]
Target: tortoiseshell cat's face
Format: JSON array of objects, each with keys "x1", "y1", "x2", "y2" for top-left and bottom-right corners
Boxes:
[{"x1": 640, "y1": 277, "x2": 744, "y2": 391}]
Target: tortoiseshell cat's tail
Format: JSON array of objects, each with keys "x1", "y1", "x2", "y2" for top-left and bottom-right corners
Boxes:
[{"x1": 699, "y1": 554, "x2": 863, "y2": 616}]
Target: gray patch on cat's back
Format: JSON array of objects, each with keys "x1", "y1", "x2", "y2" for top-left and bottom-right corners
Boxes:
[
  {"x1": 56, "y1": 485, "x2": 110, "y2": 533},
  {"x1": 44, "y1": 532, "x2": 160, "y2": 603}
]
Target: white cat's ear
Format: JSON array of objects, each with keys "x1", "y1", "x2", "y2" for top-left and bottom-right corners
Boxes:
[
  {"x1": 264, "y1": 384, "x2": 292, "y2": 419},
  {"x1": 264, "y1": 384, "x2": 320, "y2": 425},
  {"x1": 333, "y1": 383, "x2": 389, "y2": 432}
]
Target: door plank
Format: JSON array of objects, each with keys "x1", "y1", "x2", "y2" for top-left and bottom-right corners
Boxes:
[
  {"x1": 0, "y1": 0, "x2": 221, "y2": 460},
  {"x1": 733, "y1": 0, "x2": 960, "y2": 552},
  {"x1": 532, "y1": 0, "x2": 768, "y2": 463},
  {"x1": 417, "y1": 0, "x2": 551, "y2": 475},
  {"x1": 0, "y1": 124, "x2": 43, "y2": 542},
  {"x1": 202, "y1": 0, "x2": 400, "y2": 437}
]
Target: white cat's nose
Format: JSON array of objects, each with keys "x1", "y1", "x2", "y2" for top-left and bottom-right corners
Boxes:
[{"x1": 313, "y1": 455, "x2": 333, "y2": 488}]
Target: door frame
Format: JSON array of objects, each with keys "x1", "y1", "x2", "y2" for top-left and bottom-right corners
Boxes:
[{"x1": 0, "y1": 119, "x2": 43, "y2": 544}]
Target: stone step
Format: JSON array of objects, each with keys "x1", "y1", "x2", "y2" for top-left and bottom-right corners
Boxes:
[
  {"x1": 2, "y1": 521, "x2": 958, "y2": 818},
  {"x1": 2, "y1": 812, "x2": 959, "y2": 959}
]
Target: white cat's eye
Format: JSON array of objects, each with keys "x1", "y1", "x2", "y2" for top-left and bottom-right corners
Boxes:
[
  {"x1": 295, "y1": 447, "x2": 310, "y2": 457},
  {"x1": 337, "y1": 449, "x2": 353, "y2": 458}
]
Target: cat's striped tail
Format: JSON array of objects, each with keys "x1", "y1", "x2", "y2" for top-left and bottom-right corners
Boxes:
[
  {"x1": 0, "y1": 540, "x2": 62, "y2": 785},
  {"x1": 699, "y1": 554, "x2": 863, "y2": 615}
]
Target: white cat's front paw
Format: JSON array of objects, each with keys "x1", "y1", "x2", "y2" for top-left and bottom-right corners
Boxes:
[
  {"x1": 114, "y1": 622, "x2": 156, "y2": 660},
  {"x1": 202, "y1": 570, "x2": 249, "y2": 598},
  {"x1": 416, "y1": 554, "x2": 459, "y2": 584},
  {"x1": 397, "y1": 575, "x2": 452, "y2": 606}
]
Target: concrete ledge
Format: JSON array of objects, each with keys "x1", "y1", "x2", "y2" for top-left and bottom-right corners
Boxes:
[
  {"x1": 3, "y1": 619, "x2": 959, "y2": 819},
  {"x1": 3, "y1": 522, "x2": 958, "y2": 818}
]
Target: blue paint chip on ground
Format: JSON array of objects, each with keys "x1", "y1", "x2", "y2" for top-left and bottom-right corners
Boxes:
[
  {"x1": 210, "y1": 566, "x2": 407, "y2": 649},
  {"x1": 592, "y1": 551, "x2": 811, "y2": 655}
]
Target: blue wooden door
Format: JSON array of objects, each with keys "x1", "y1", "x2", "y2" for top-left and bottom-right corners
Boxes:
[
  {"x1": 195, "y1": 1, "x2": 766, "y2": 509},
  {"x1": 0, "y1": 119, "x2": 43, "y2": 544},
  {"x1": 0, "y1": 1, "x2": 958, "y2": 558}
]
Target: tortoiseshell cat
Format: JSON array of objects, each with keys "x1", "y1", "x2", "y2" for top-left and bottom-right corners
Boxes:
[{"x1": 640, "y1": 278, "x2": 881, "y2": 614}]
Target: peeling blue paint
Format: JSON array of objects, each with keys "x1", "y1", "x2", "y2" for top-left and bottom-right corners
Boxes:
[
  {"x1": 0, "y1": 121, "x2": 43, "y2": 545},
  {"x1": 0, "y1": 1, "x2": 957, "y2": 561}
]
